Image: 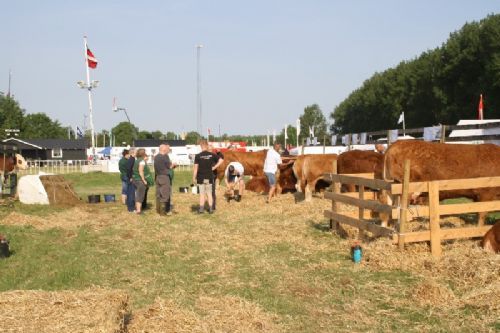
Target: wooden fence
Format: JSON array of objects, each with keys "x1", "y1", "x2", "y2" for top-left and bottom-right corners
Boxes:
[{"x1": 323, "y1": 160, "x2": 497, "y2": 256}]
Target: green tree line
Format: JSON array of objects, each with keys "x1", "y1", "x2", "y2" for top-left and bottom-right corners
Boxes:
[{"x1": 332, "y1": 14, "x2": 500, "y2": 134}]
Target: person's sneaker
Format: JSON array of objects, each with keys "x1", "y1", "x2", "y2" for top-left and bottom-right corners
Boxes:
[
  {"x1": 166, "y1": 211, "x2": 173, "y2": 216},
  {"x1": 208, "y1": 208, "x2": 214, "y2": 214},
  {"x1": 197, "y1": 209, "x2": 204, "y2": 214},
  {"x1": 235, "y1": 195, "x2": 241, "y2": 202}
]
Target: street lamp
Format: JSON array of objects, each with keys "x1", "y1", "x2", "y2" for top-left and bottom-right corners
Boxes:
[{"x1": 76, "y1": 79, "x2": 99, "y2": 150}]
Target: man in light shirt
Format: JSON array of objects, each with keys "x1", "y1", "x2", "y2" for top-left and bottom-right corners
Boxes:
[{"x1": 263, "y1": 143, "x2": 286, "y2": 203}]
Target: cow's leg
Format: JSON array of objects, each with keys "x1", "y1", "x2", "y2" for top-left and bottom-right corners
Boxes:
[
  {"x1": 305, "y1": 181, "x2": 313, "y2": 202},
  {"x1": 379, "y1": 189, "x2": 393, "y2": 227}
]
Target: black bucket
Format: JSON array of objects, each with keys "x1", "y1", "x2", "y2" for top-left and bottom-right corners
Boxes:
[
  {"x1": 179, "y1": 186, "x2": 189, "y2": 193},
  {"x1": 88, "y1": 194, "x2": 101, "y2": 203},
  {"x1": 0, "y1": 237, "x2": 10, "y2": 258},
  {"x1": 104, "y1": 194, "x2": 116, "y2": 202}
]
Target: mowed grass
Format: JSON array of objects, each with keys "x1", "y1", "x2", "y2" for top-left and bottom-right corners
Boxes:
[{"x1": 0, "y1": 172, "x2": 498, "y2": 332}]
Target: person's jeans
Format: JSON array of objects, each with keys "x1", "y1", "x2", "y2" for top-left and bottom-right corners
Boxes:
[{"x1": 126, "y1": 180, "x2": 136, "y2": 212}]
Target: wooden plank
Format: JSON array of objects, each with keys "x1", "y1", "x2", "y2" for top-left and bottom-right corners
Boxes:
[
  {"x1": 323, "y1": 173, "x2": 392, "y2": 190},
  {"x1": 392, "y1": 176, "x2": 500, "y2": 195},
  {"x1": 330, "y1": 160, "x2": 340, "y2": 231},
  {"x1": 344, "y1": 191, "x2": 376, "y2": 200},
  {"x1": 439, "y1": 200, "x2": 500, "y2": 215},
  {"x1": 324, "y1": 211, "x2": 394, "y2": 238},
  {"x1": 324, "y1": 192, "x2": 392, "y2": 214},
  {"x1": 395, "y1": 225, "x2": 492, "y2": 244},
  {"x1": 429, "y1": 181, "x2": 442, "y2": 257},
  {"x1": 399, "y1": 160, "x2": 410, "y2": 250},
  {"x1": 358, "y1": 186, "x2": 365, "y2": 240},
  {"x1": 340, "y1": 173, "x2": 374, "y2": 179}
]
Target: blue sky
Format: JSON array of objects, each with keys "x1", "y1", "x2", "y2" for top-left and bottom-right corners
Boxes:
[{"x1": 1, "y1": 1, "x2": 499, "y2": 135}]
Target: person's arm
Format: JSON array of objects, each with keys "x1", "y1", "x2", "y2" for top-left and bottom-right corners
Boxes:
[
  {"x1": 192, "y1": 164, "x2": 198, "y2": 184},
  {"x1": 212, "y1": 157, "x2": 224, "y2": 171},
  {"x1": 139, "y1": 163, "x2": 146, "y2": 185}
]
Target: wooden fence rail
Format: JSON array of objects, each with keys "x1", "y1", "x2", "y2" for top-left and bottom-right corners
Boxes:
[{"x1": 323, "y1": 160, "x2": 497, "y2": 256}]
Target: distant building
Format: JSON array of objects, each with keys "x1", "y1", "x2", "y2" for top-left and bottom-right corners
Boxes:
[{"x1": 2, "y1": 138, "x2": 88, "y2": 161}]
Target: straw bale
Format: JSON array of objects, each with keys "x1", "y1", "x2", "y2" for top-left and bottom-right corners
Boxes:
[
  {"x1": 128, "y1": 295, "x2": 282, "y2": 333},
  {"x1": 413, "y1": 279, "x2": 456, "y2": 306},
  {"x1": 0, "y1": 288, "x2": 128, "y2": 333},
  {"x1": 39, "y1": 175, "x2": 81, "y2": 206}
]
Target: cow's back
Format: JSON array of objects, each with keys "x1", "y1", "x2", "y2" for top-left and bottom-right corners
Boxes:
[
  {"x1": 302, "y1": 154, "x2": 338, "y2": 183},
  {"x1": 338, "y1": 150, "x2": 383, "y2": 174},
  {"x1": 217, "y1": 150, "x2": 267, "y2": 180},
  {"x1": 384, "y1": 141, "x2": 500, "y2": 182}
]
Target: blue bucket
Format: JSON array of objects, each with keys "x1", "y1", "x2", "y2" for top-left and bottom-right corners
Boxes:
[{"x1": 104, "y1": 194, "x2": 116, "y2": 203}]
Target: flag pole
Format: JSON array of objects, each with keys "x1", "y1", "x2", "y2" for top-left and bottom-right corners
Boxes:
[{"x1": 84, "y1": 36, "x2": 96, "y2": 152}]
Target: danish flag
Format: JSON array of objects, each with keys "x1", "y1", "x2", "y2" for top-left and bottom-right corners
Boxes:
[{"x1": 86, "y1": 47, "x2": 98, "y2": 69}]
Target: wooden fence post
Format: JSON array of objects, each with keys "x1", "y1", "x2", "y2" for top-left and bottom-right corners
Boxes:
[
  {"x1": 358, "y1": 185, "x2": 365, "y2": 240},
  {"x1": 398, "y1": 159, "x2": 411, "y2": 250},
  {"x1": 440, "y1": 125, "x2": 446, "y2": 143},
  {"x1": 428, "y1": 181, "x2": 442, "y2": 257},
  {"x1": 330, "y1": 160, "x2": 340, "y2": 231}
]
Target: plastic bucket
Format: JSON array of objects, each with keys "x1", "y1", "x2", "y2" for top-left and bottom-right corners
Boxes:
[
  {"x1": 190, "y1": 184, "x2": 199, "y2": 194},
  {"x1": 104, "y1": 194, "x2": 116, "y2": 202},
  {"x1": 88, "y1": 194, "x2": 101, "y2": 204}
]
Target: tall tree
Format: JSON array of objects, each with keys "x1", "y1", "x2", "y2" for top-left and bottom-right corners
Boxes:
[
  {"x1": 112, "y1": 122, "x2": 139, "y2": 146},
  {"x1": 184, "y1": 131, "x2": 201, "y2": 144},
  {"x1": 0, "y1": 95, "x2": 25, "y2": 139},
  {"x1": 22, "y1": 113, "x2": 67, "y2": 139},
  {"x1": 299, "y1": 104, "x2": 328, "y2": 144},
  {"x1": 165, "y1": 131, "x2": 177, "y2": 140}
]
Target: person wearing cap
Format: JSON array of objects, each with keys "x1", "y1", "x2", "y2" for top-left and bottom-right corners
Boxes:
[{"x1": 225, "y1": 161, "x2": 245, "y2": 202}]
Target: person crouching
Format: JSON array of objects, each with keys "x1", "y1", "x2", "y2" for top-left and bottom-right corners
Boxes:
[{"x1": 225, "y1": 161, "x2": 245, "y2": 202}]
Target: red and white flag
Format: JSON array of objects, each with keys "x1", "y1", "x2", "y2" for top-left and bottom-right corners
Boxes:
[
  {"x1": 478, "y1": 94, "x2": 484, "y2": 120},
  {"x1": 86, "y1": 46, "x2": 98, "y2": 69}
]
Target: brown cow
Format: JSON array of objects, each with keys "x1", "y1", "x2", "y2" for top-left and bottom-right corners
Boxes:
[
  {"x1": 216, "y1": 150, "x2": 267, "y2": 182},
  {"x1": 481, "y1": 221, "x2": 500, "y2": 253},
  {"x1": 246, "y1": 176, "x2": 270, "y2": 193},
  {"x1": 292, "y1": 154, "x2": 311, "y2": 192},
  {"x1": 296, "y1": 154, "x2": 338, "y2": 201},
  {"x1": 277, "y1": 157, "x2": 297, "y2": 194},
  {"x1": 380, "y1": 141, "x2": 500, "y2": 225},
  {"x1": 337, "y1": 150, "x2": 384, "y2": 192}
]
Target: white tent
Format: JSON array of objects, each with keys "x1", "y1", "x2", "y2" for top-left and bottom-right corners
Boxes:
[{"x1": 449, "y1": 119, "x2": 500, "y2": 145}]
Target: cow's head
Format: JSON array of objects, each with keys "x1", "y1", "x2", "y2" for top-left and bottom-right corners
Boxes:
[{"x1": 15, "y1": 154, "x2": 28, "y2": 170}]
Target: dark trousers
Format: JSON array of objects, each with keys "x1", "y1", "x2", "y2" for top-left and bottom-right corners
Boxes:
[
  {"x1": 126, "y1": 180, "x2": 136, "y2": 212},
  {"x1": 142, "y1": 187, "x2": 149, "y2": 210}
]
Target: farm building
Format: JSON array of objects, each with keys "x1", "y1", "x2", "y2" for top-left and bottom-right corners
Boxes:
[{"x1": 2, "y1": 138, "x2": 88, "y2": 161}]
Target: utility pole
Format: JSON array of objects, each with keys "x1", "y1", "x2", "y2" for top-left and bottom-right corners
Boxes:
[{"x1": 196, "y1": 44, "x2": 204, "y2": 135}]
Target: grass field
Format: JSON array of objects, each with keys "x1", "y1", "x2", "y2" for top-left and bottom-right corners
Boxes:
[{"x1": 0, "y1": 171, "x2": 498, "y2": 332}]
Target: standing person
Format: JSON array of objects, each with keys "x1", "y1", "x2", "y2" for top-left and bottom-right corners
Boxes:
[
  {"x1": 126, "y1": 148, "x2": 136, "y2": 212},
  {"x1": 154, "y1": 144, "x2": 176, "y2": 216},
  {"x1": 132, "y1": 149, "x2": 154, "y2": 214},
  {"x1": 264, "y1": 143, "x2": 283, "y2": 203},
  {"x1": 119, "y1": 149, "x2": 130, "y2": 204},
  {"x1": 224, "y1": 161, "x2": 245, "y2": 202},
  {"x1": 208, "y1": 146, "x2": 224, "y2": 211},
  {"x1": 192, "y1": 140, "x2": 218, "y2": 214}
]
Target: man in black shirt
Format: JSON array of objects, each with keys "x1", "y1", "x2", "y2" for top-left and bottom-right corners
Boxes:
[
  {"x1": 209, "y1": 145, "x2": 224, "y2": 211},
  {"x1": 193, "y1": 140, "x2": 222, "y2": 214}
]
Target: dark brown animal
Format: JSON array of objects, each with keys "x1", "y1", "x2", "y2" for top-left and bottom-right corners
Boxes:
[
  {"x1": 337, "y1": 150, "x2": 384, "y2": 192},
  {"x1": 246, "y1": 176, "x2": 270, "y2": 193},
  {"x1": 216, "y1": 150, "x2": 267, "y2": 181},
  {"x1": 381, "y1": 141, "x2": 500, "y2": 225},
  {"x1": 277, "y1": 158, "x2": 297, "y2": 194},
  {"x1": 481, "y1": 222, "x2": 500, "y2": 253},
  {"x1": 295, "y1": 154, "x2": 338, "y2": 201}
]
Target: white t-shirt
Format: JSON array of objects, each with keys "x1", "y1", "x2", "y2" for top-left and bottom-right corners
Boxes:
[
  {"x1": 225, "y1": 161, "x2": 244, "y2": 178},
  {"x1": 263, "y1": 149, "x2": 282, "y2": 174}
]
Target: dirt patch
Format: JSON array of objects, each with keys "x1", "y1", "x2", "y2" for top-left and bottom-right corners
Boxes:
[
  {"x1": 0, "y1": 288, "x2": 128, "y2": 333},
  {"x1": 39, "y1": 175, "x2": 81, "y2": 206}
]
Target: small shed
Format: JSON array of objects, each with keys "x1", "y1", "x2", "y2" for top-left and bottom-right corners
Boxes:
[{"x1": 2, "y1": 138, "x2": 88, "y2": 161}]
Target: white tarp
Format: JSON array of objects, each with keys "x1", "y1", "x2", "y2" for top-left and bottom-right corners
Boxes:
[{"x1": 18, "y1": 175, "x2": 49, "y2": 205}]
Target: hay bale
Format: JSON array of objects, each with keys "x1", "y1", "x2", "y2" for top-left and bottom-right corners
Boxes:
[
  {"x1": 0, "y1": 288, "x2": 128, "y2": 333},
  {"x1": 413, "y1": 279, "x2": 457, "y2": 306},
  {"x1": 39, "y1": 175, "x2": 81, "y2": 206},
  {"x1": 128, "y1": 295, "x2": 282, "y2": 333}
]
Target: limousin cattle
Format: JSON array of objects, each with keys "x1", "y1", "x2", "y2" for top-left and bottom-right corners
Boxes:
[
  {"x1": 292, "y1": 154, "x2": 310, "y2": 192},
  {"x1": 482, "y1": 221, "x2": 500, "y2": 253},
  {"x1": 380, "y1": 140, "x2": 500, "y2": 225},
  {"x1": 245, "y1": 176, "x2": 270, "y2": 194},
  {"x1": 277, "y1": 157, "x2": 297, "y2": 194},
  {"x1": 216, "y1": 150, "x2": 267, "y2": 182},
  {"x1": 295, "y1": 154, "x2": 338, "y2": 201},
  {"x1": 337, "y1": 150, "x2": 384, "y2": 192}
]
